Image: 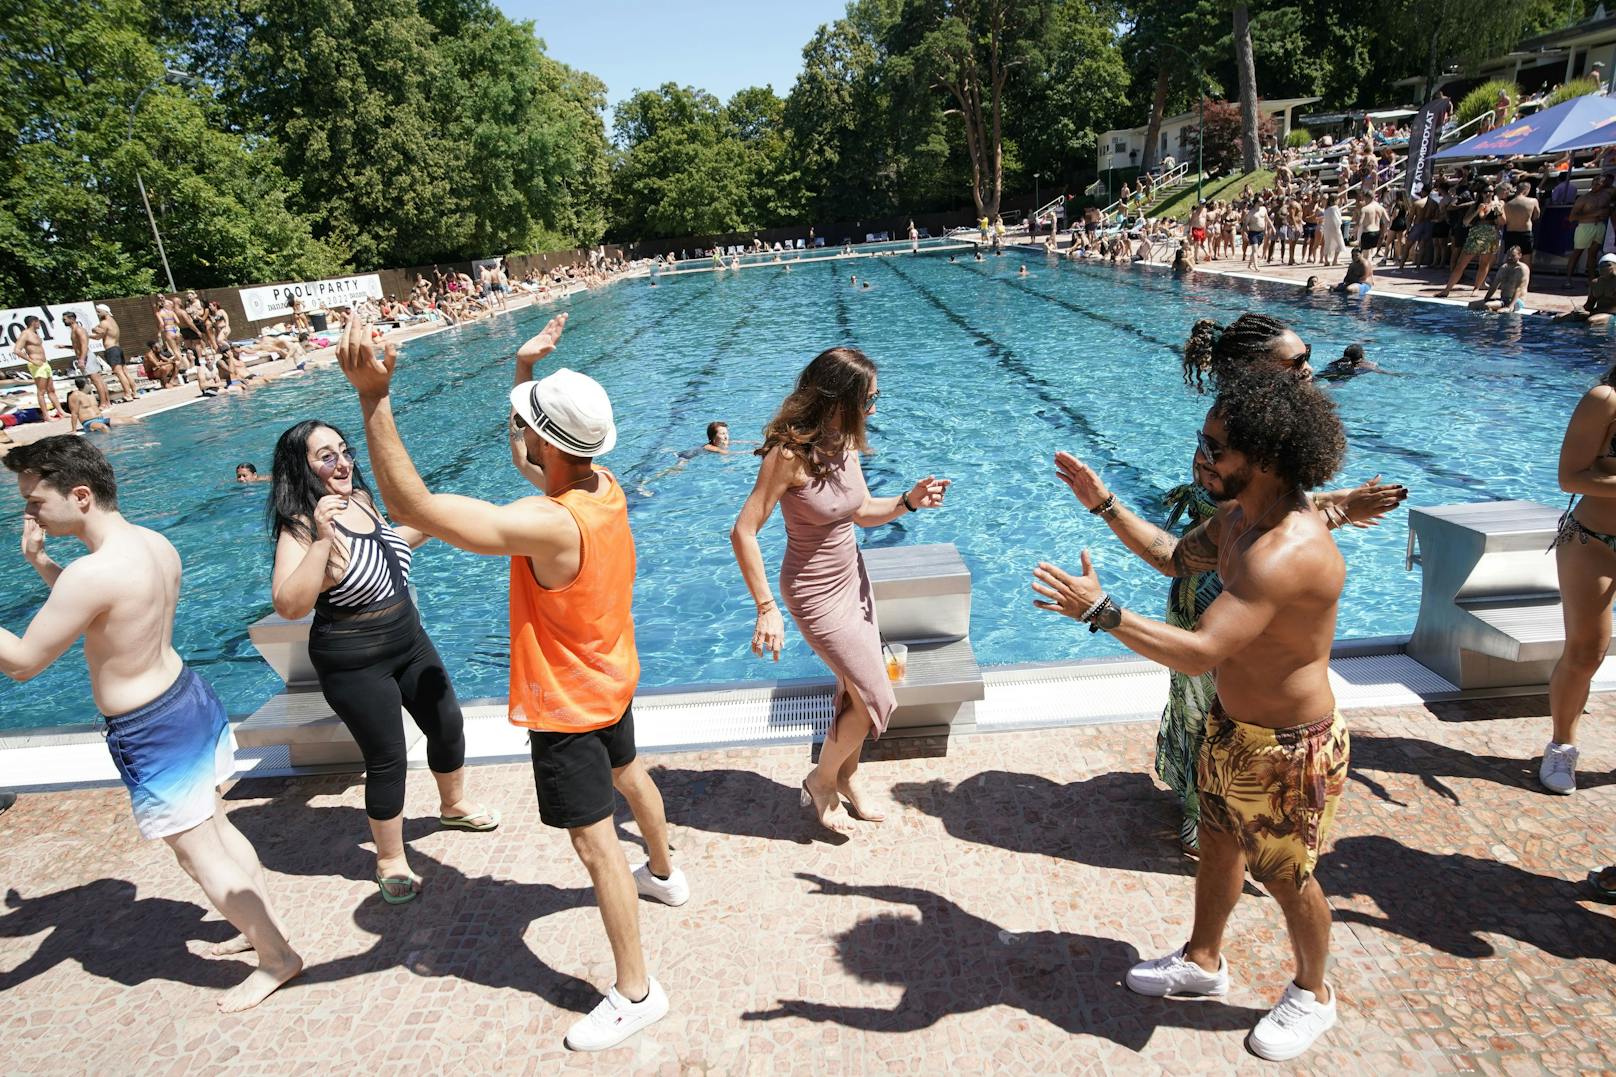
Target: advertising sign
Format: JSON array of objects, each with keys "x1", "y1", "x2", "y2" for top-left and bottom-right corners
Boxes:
[
  {"x1": 239, "y1": 274, "x2": 384, "y2": 321},
  {"x1": 1406, "y1": 95, "x2": 1453, "y2": 198},
  {"x1": 1, "y1": 302, "x2": 103, "y2": 362}
]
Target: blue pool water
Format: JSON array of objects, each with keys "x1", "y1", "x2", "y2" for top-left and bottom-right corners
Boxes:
[{"x1": 1, "y1": 253, "x2": 1606, "y2": 730}]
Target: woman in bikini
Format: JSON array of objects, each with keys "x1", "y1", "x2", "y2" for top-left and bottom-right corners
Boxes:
[{"x1": 1544, "y1": 363, "x2": 1616, "y2": 795}]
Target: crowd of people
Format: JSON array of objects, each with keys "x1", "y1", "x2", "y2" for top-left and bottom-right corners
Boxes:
[{"x1": 6, "y1": 284, "x2": 1614, "y2": 1062}]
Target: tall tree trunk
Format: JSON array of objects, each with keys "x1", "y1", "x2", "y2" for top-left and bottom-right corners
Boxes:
[
  {"x1": 1141, "y1": 67, "x2": 1171, "y2": 173},
  {"x1": 1233, "y1": 4, "x2": 1260, "y2": 173}
]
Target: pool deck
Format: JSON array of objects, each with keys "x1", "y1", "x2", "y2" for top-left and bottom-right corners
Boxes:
[{"x1": 1, "y1": 689, "x2": 1611, "y2": 1074}]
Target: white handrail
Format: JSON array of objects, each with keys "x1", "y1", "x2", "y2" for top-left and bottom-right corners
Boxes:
[{"x1": 1440, "y1": 111, "x2": 1488, "y2": 145}]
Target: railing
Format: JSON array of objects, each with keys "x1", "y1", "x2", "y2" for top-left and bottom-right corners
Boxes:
[
  {"x1": 1439, "y1": 111, "x2": 1488, "y2": 145},
  {"x1": 1096, "y1": 160, "x2": 1193, "y2": 222}
]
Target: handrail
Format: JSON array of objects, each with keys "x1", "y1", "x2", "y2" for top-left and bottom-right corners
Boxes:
[
  {"x1": 1096, "y1": 160, "x2": 1193, "y2": 222},
  {"x1": 1439, "y1": 111, "x2": 1488, "y2": 145}
]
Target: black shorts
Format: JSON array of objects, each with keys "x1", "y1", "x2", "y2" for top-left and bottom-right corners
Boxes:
[
  {"x1": 104, "y1": 346, "x2": 125, "y2": 366},
  {"x1": 1359, "y1": 231, "x2": 1382, "y2": 249},
  {"x1": 1431, "y1": 222, "x2": 1450, "y2": 239},
  {"x1": 1502, "y1": 229, "x2": 1534, "y2": 254},
  {"x1": 528, "y1": 705, "x2": 637, "y2": 829}
]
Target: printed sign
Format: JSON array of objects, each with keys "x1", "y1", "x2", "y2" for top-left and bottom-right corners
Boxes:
[
  {"x1": 238, "y1": 274, "x2": 384, "y2": 321},
  {"x1": 1406, "y1": 95, "x2": 1452, "y2": 198},
  {"x1": 1, "y1": 302, "x2": 103, "y2": 363}
]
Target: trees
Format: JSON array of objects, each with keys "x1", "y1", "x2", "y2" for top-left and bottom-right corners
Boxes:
[{"x1": 1231, "y1": 3, "x2": 1260, "y2": 172}]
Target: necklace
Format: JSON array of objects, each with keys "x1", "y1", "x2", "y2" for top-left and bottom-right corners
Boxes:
[
  {"x1": 547, "y1": 470, "x2": 598, "y2": 498},
  {"x1": 1220, "y1": 486, "x2": 1305, "y2": 572}
]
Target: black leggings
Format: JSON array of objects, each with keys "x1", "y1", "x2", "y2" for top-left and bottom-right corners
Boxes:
[{"x1": 308, "y1": 601, "x2": 466, "y2": 820}]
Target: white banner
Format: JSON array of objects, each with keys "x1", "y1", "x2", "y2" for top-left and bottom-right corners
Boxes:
[
  {"x1": 239, "y1": 274, "x2": 384, "y2": 321},
  {"x1": 1, "y1": 302, "x2": 103, "y2": 362}
]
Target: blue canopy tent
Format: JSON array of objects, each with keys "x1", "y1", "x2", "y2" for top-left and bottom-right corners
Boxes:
[{"x1": 1434, "y1": 94, "x2": 1616, "y2": 159}]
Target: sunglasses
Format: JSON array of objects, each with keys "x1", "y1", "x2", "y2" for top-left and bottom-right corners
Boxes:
[
  {"x1": 314, "y1": 448, "x2": 355, "y2": 476},
  {"x1": 1285, "y1": 344, "x2": 1313, "y2": 374},
  {"x1": 1196, "y1": 432, "x2": 1225, "y2": 465},
  {"x1": 865, "y1": 390, "x2": 880, "y2": 410}
]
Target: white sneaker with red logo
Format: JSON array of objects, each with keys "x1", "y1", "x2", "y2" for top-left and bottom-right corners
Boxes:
[{"x1": 564, "y1": 978, "x2": 669, "y2": 1051}]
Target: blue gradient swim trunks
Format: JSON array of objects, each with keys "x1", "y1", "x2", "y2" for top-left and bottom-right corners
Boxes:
[{"x1": 103, "y1": 666, "x2": 235, "y2": 839}]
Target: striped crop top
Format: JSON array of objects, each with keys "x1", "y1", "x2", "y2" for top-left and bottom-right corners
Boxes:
[{"x1": 316, "y1": 502, "x2": 414, "y2": 614}]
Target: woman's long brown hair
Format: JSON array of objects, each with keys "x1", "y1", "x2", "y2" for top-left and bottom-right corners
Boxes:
[{"x1": 757, "y1": 346, "x2": 877, "y2": 479}]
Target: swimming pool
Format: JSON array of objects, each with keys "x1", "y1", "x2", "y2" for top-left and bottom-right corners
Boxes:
[{"x1": 1, "y1": 253, "x2": 1604, "y2": 731}]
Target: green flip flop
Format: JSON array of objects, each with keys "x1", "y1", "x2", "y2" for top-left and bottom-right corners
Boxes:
[
  {"x1": 439, "y1": 807, "x2": 501, "y2": 832},
  {"x1": 376, "y1": 873, "x2": 420, "y2": 905}
]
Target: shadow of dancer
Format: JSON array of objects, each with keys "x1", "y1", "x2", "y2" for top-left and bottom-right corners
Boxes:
[
  {"x1": 742, "y1": 873, "x2": 1265, "y2": 1050},
  {"x1": 891, "y1": 770, "x2": 1201, "y2": 875},
  {"x1": 1348, "y1": 733, "x2": 1616, "y2": 806},
  {"x1": 0, "y1": 880, "x2": 242, "y2": 993},
  {"x1": 223, "y1": 781, "x2": 600, "y2": 1012},
  {"x1": 1320, "y1": 835, "x2": 1616, "y2": 961},
  {"x1": 645, "y1": 766, "x2": 847, "y2": 846}
]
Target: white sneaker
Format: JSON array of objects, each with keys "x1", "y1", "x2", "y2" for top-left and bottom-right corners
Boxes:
[
  {"x1": 633, "y1": 863, "x2": 690, "y2": 907},
  {"x1": 1247, "y1": 981, "x2": 1337, "y2": 1061},
  {"x1": 564, "y1": 978, "x2": 669, "y2": 1051},
  {"x1": 1125, "y1": 946, "x2": 1230, "y2": 997},
  {"x1": 1539, "y1": 741, "x2": 1579, "y2": 795}
]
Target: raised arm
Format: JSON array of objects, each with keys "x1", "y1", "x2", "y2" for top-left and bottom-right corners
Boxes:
[
  {"x1": 1053, "y1": 452, "x2": 1223, "y2": 577},
  {"x1": 731, "y1": 446, "x2": 799, "y2": 661},
  {"x1": 1559, "y1": 384, "x2": 1616, "y2": 497},
  {"x1": 0, "y1": 559, "x2": 109, "y2": 681},
  {"x1": 336, "y1": 312, "x2": 574, "y2": 558},
  {"x1": 508, "y1": 314, "x2": 568, "y2": 490}
]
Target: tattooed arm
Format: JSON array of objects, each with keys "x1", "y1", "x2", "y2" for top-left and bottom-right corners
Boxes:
[{"x1": 1053, "y1": 451, "x2": 1225, "y2": 578}]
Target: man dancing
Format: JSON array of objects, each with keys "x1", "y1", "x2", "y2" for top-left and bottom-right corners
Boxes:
[
  {"x1": 336, "y1": 312, "x2": 685, "y2": 1052},
  {"x1": 1031, "y1": 370, "x2": 1350, "y2": 1062},
  {"x1": 0, "y1": 437, "x2": 300, "y2": 1011}
]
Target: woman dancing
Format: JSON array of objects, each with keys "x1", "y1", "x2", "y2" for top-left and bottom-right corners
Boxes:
[
  {"x1": 1059, "y1": 313, "x2": 1406, "y2": 854},
  {"x1": 731, "y1": 347, "x2": 950, "y2": 833},
  {"x1": 1543, "y1": 361, "x2": 1616, "y2": 794},
  {"x1": 268, "y1": 419, "x2": 497, "y2": 903}
]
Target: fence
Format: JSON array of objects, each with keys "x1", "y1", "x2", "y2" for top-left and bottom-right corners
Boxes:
[{"x1": 77, "y1": 245, "x2": 628, "y2": 360}]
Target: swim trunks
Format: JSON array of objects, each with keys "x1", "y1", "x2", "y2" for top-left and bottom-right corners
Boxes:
[
  {"x1": 104, "y1": 345, "x2": 126, "y2": 366},
  {"x1": 26, "y1": 360, "x2": 52, "y2": 381},
  {"x1": 1502, "y1": 229, "x2": 1534, "y2": 254},
  {"x1": 1358, "y1": 230, "x2": 1381, "y2": 249},
  {"x1": 1197, "y1": 701, "x2": 1349, "y2": 890},
  {"x1": 1192, "y1": 227, "x2": 1207, "y2": 242},
  {"x1": 103, "y1": 665, "x2": 235, "y2": 840},
  {"x1": 81, "y1": 416, "x2": 110, "y2": 433},
  {"x1": 1575, "y1": 221, "x2": 1606, "y2": 248},
  {"x1": 84, "y1": 351, "x2": 107, "y2": 376},
  {"x1": 1246, "y1": 230, "x2": 1265, "y2": 246}
]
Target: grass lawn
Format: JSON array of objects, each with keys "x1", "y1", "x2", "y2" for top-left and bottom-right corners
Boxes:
[{"x1": 1145, "y1": 170, "x2": 1275, "y2": 219}]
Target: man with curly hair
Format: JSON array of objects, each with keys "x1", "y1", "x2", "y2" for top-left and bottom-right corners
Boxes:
[{"x1": 1032, "y1": 369, "x2": 1350, "y2": 1062}]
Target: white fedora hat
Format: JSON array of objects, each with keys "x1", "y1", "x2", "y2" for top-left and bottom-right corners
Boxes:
[{"x1": 509, "y1": 367, "x2": 617, "y2": 457}]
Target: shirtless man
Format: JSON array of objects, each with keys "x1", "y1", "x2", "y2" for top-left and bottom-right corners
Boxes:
[
  {"x1": 1032, "y1": 370, "x2": 1351, "y2": 1062},
  {"x1": 337, "y1": 311, "x2": 684, "y2": 1051},
  {"x1": 91, "y1": 304, "x2": 137, "y2": 403},
  {"x1": 61, "y1": 312, "x2": 110, "y2": 409},
  {"x1": 64, "y1": 378, "x2": 133, "y2": 434},
  {"x1": 15, "y1": 316, "x2": 64, "y2": 422},
  {"x1": 1353, "y1": 191, "x2": 1390, "y2": 257},
  {"x1": 1242, "y1": 200, "x2": 1269, "y2": 270},
  {"x1": 1555, "y1": 252, "x2": 1616, "y2": 325},
  {"x1": 143, "y1": 340, "x2": 178, "y2": 388},
  {"x1": 1474, "y1": 246, "x2": 1532, "y2": 312},
  {"x1": 1333, "y1": 248, "x2": 1375, "y2": 294},
  {"x1": 1500, "y1": 182, "x2": 1541, "y2": 265},
  {"x1": 1565, "y1": 174, "x2": 1613, "y2": 280},
  {"x1": 1, "y1": 437, "x2": 301, "y2": 1011}
]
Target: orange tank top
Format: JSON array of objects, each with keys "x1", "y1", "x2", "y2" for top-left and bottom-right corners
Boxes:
[{"x1": 508, "y1": 470, "x2": 639, "y2": 732}]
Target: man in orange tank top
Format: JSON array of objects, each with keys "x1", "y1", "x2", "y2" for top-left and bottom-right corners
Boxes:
[{"x1": 336, "y1": 312, "x2": 684, "y2": 1053}]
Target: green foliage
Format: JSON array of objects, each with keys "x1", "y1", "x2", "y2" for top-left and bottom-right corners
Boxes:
[
  {"x1": 1286, "y1": 128, "x2": 1311, "y2": 148},
  {"x1": 1198, "y1": 97, "x2": 1273, "y2": 173},
  {"x1": 1147, "y1": 168, "x2": 1273, "y2": 219},
  {"x1": 1456, "y1": 79, "x2": 1520, "y2": 130},
  {"x1": 1546, "y1": 76, "x2": 1602, "y2": 108}
]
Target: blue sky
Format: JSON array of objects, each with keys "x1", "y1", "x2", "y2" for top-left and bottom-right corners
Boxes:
[{"x1": 503, "y1": 0, "x2": 849, "y2": 134}]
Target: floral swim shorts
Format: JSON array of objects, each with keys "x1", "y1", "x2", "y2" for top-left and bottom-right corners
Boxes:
[{"x1": 1197, "y1": 700, "x2": 1349, "y2": 890}]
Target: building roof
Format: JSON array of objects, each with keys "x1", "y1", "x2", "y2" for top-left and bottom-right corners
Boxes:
[
  {"x1": 1100, "y1": 96, "x2": 1320, "y2": 140},
  {"x1": 1517, "y1": 12, "x2": 1616, "y2": 51}
]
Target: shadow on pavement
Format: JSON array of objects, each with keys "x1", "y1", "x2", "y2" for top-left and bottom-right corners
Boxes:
[
  {"x1": 1348, "y1": 733, "x2": 1616, "y2": 805},
  {"x1": 1320, "y1": 834, "x2": 1616, "y2": 962},
  {"x1": 0, "y1": 879, "x2": 242, "y2": 992},
  {"x1": 646, "y1": 766, "x2": 848, "y2": 846},
  {"x1": 225, "y1": 778, "x2": 599, "y2": 1012},
  {"x1": 742, "y1": 873, "x2": 1266, "y2": 1048}
]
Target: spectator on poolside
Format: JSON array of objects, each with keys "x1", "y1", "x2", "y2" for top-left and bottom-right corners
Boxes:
[
  {"x1": 207, "y1": 300, "x2": 231, "y2": 352},
  {"x1": 235, "y1": 462, "x2": 269, "y2": 483},
  {"x1": 62, "y1": 312, "x2": 110, "y2": 410},
  {"x1": 15, "y1": 316, "x2": 64, "y2": 423},
  {"x1": 1473, "y1": 246, "x2": 1531, "y2": 312},
  {"x1": 64, "y1": 378, "x2": 133, "y2": 434},
  {"x1": 1565, "y1": 173, "x2": 1613, "y2": 280},
  {"x1": 1438, "y1": 182, "x2": 1504, "y2": 297},
  {"x1": 1242, "y1": 199, "x2": 1270, "y2": 270},
  {"x1": 1320, "y1": 195, "x2": 1346, "y2": 266},
  {"x1": 1501, "y1": 182, "x2": 1541, "y2": 265},
  {"x1": 90, "y1": 305, "x2": 137, "y2": 404},
  {"x1": 142, "y1": 340, "x2": 178, "y2": 389},
  {"x1": 1332, "y1": 248, "x2": 1375, "y2": 294},
  {"x1": 1554, "y1": 252, "x2": 1616, "y2": 325},
  {"x1": 1353, "y1": 190, "x2": 1389, "y2": 257}
]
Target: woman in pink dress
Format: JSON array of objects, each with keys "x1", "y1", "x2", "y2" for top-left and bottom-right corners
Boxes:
[{"x1": 731, "y1": 347, "x2": 950, "y2": 832}]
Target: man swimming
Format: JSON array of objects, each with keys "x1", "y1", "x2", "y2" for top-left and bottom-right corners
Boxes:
[
  {"x1": 1317, "y1": 344, "x2": 1391, "y2": 380},
  {"x1": 0, "y1": 437, "x2": 301, "y2": 1011}
]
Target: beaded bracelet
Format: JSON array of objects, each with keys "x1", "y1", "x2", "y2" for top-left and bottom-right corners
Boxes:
[{"x1": 1089, "y1": 493, "x2": 1118, "y2": 516}]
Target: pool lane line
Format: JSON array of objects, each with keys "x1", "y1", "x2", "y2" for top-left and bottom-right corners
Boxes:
[
  {"x1": 877, "y1": 258, "x2": 1172, "y2": 506},
  {"x1": 831, "y1": 258, "x2": 854, "y2": 339},
  {"x1": 944, "y1": 258, "x2": 1186, "y2": 355}
]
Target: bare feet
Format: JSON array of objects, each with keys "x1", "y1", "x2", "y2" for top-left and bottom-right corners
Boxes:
[
  {"x1": 217, "y1": 951, "x2": 302, "y2": 1013},
  {"x1": 800, "y1": 775, "x2": 853, "y2": 833},
  {"x1": 206, "y1": 933, "x2": 255, "y2": 958},
  {"x1": 837, "y1": 776, "x2": 887, "y2": 822}
]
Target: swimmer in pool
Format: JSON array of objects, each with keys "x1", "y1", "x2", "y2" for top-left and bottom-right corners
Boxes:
[
  {"x1": 1018, "y1": 264, "x2": 1030, "y2": 276},
  {"x1": 635, "y1": 421, "x2": 751, "y2": 497},
  {"x1": 235, "y1": 463, "x2": 270, "y2": 483},
  {"x1": 1317, "y1": 344, "x2": 1396, "y2": 380}
]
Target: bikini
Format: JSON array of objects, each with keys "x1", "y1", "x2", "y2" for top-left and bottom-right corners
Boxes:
[{"x1": 1554, "y1": 431, "x2": 1616, "y2": 550}]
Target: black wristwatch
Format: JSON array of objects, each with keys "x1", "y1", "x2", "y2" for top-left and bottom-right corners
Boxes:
[{"x1": 1089, "y1": 599, "x2": 1124, "y2": 633}]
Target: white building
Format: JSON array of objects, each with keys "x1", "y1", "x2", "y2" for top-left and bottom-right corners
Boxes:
[{"x1": 1096, "y1": 97, "x2": 1321, "y2": 175}]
